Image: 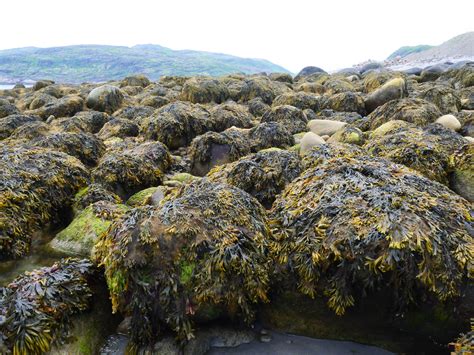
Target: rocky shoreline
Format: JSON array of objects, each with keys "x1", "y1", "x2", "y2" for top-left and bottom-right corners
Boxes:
[{"x1": 0, "y1": 63, "x2": 473, "y2": 354}]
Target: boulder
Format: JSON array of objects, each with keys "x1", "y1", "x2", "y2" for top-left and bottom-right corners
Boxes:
[
  {"x1": 248, "y1": 122, "x2": 295, "y2": 152},
  {"x1": 209, "y1": 101, "x2": 254, "y2": 132},
  {"x1": 27, "y1": 95, "x2": 84, "y2": 119},
  {"x1": 295, "y1": 66, "x2": 327, "y2": 81},
  {"x1": 94, "y1": 180, "x2": 272, "y2": 345},
  {"x1": 86, "y1": 85, "x2": 124, "y2": 113},
  {"x1": 270, "y1": 154, "x2": 473, "y2": 317},
  {"x1": 418, "y1": 85, "x2": 461, "y2": 114},
  {"x1": 299, "y1": 132, "x2": 326, "y2": 155},
  {"x1": 419, "y1": 64, "x2": 450, "y2": 82},
  {"x1": 189, "y1": 128, "x2": 251, "y2": 176},
  {"x1": 269, "y1": 72, "x2": 293, "y2": 83},
  {"x1": 238, "y1": 76, "x2": 291, "y2": 104},
  {"x1": 0, "y1": 146, "x2": 89, "y2": 258},
  {"x1": 261, "y1": 105, "x2": 308, "y2": 134},
  {"x1": 323, "y1": 92, "x2": 366, "y2": 115},
  {"x1": 207, "y1": 149, "x2": 302, "y2": 207},
  {"x1": 248, "y1": 97, "x2": 270, "y2": 117},
  {"x1": 449, "y1": 144, "x2": 474, "y2": 202},
  {"x1": 72, "y1": 183, "x2": 122, "y2": 213},
  {"x1": 367, "y1": 98, "x2": 442, "y2": 129},
  {"x1": 307, "y1": 119, "x2": 347, "y2": 136},
  {"x1": 272, "y1": 92, "x2": 320, "y2": 112},
  {"x1": 0, "y1": 114, "x2": 39, "y2": 140},
  {"x1": 97, "y1": 118, "x2": 140, "y2": 140},
  {"x1": 120, "y1": 75, "x2": 151, "y2": 88},
  {"x1": 0, "y1": 103, "x2": 20, "y2": 118},
  {"x1": 364, "y1": 123, "x2": 466, "y2": 184},
  {"x1": 141, "y1": 101, "x2": 212, "y2": 150},
  {"x1": 92, "y1": 141, "x2": 171, "y2": 199},
  {"x1": 435, "y1": 114, "x2": 461, "y2": 131},
  {"x1": 33, "y1": 79, "x2": 55, "y2": 91},
  {"x1": 365, "y1": 77, "x2": 407, "y2": 113},
  {"x1": 181, "y1": 77, "x2": 230, "y2": 104}
]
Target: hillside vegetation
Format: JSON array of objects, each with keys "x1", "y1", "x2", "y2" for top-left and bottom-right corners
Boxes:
[
  {"x1": 387, "y1": 45, "x2": 433, "y2": 59},
  {"x1": 0, "y1": 44, "x2": 289, "y2": 83}
]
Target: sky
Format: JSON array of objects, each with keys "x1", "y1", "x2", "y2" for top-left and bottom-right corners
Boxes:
[{"x1": 1, "y1": 0, "x2": 473, "y2": 73}]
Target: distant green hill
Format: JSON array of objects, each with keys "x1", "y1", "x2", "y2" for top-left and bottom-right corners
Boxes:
[
  {"x1": 387, "y1": 45, "x2": 433, "y2": 60},
  {"x1": 0, "y1": 44, "x2": 290, "y2": 83}
]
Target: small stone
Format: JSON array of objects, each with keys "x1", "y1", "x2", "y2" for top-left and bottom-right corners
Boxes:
[
  {"x1": 260, "y1": 334, "x2": 272, "y2": 343},
  {"x1": 307, "y1": 119, "x2": 347, "y2": 136},
  {"x1": 435, "y1": 114, "x2": 461, "y2": 131},
  {"x1": 300, "y1": 132, "x2": 325, "y2": 155}
]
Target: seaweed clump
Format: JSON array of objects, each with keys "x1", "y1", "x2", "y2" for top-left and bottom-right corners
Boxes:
[
  {"x1": 0, "y1": 146, "x2": 89, "y2": 259},
  {"x1": 270, "y1": 155, "x2": 473, "y2": 316},
  {"x1": 0, "y1": 259, "x2": 93, "y2": 354},
  {"x1": 95, "y1": 180, "x2": 271, "y2": 348},
  {"x1": 207, "y1": 149, "x2": 302, "y2": 207}
]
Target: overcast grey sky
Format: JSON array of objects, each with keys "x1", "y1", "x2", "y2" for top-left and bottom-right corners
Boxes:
[{"x1": 1, "y1": 0, "x2": 473, "y2": 72}]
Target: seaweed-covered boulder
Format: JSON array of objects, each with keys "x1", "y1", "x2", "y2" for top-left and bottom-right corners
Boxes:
[
  {"x1": 323, "y1": 92, "x2": 366, "y2": 115},
  {"x1": 140, "y1": 94, "x2": 171, "y2": 109},
  {"x1": 120, "y1": 75, "x2": 151, "y2": 88},
  {"x1": 367, "y1": 98, "x2": 442, "y2": 129},
  {"x1": 269, "y1": 72, "x2": 293, "y2": 83},
  {"x1": 95, "y1": 181, "x2": 271, "y2": 346},
  {"x1": 86, "y1": 85, "x2": 124, "y2": 113},
  {"x1": 299, "y1": 132, "x2": 326, "y2": 155},
  {"x1": 439, "y1": 63, "x2": 474, "y2": 89},
  {"x1": 270, "y1": 155, "x2": 473, "y2": 317},
  {"x1": 238, "y1": 76, "x2": 291, "y2": 104},
  {"x1": 189, "y1": 128, "x2": 251, "y2": 176},
  {"x1": 33, "y1": 79, "x2": 55, "y2": 91},
  {"x1": 247, "y1": 97, "x2": 270, "y2": 117},
  {"x1": 114, "y1": 105, "x2": 155, "y2": 125},
  {"x1": 28, "y1": 93, "x2": 57, "y2": 110},
  {"x1": 327, "y1": 125, "x2": 365, "y2": 145},
  {"x1": 0, "y1": 259, "x2": 92, "y2": 354},
  {"x1": 418, "y1": 85, "x2": 461, "y2": 114},
  {"x1": 67, "y1": 111, "x2": 110, "y2": 133},
  {"x1": 97, "y1": 118, "x2": 140, "y2": 140},
  {"x1": 0, "y1": 103, "x2": 20, "y2": 118},
  {"x1": 50, "y1": 201, "x2": 129, "y2": 257},
  {"x1": 450, "y1": 144, "x2": 474, "y2": 202},
  {"x1": 261, "y1": 105, "x2": 308, "y2": 134},
  {"x1": 301, "y1": 142, "x2": 364, "y2": 169},
  {"x1": 27, "y1": 95, "x2": 84, "y2": 119},
  {"x1": 248, "y1": 122, "x2": 295, "y2": 152},
  {"x1": 322, "y1": 78, "x2": 355, "y2": 95},
  {"x1": 272, "y1": 92, "x2": 320, "y2": 112},
  {"x1": 362, "y1": 71, "x2": 401, "y2": 93},
  {"x1": 0, "y1": 146, "x2": 89, "y2": 258},
  {"x1": 72, "y1": 184, "x2": 122, "y2": 213},
  {"x1": 30, "y1": 131, "x2": 106, "y2": 167},
  {"x1": 0, "y1": 114, "x2": 39, "y2": 140},
  {"x1": 419, "y1": 64, "x2": 449, "y2": 82},
  {"x1": 294, "y1": 66, "x2": 327, "y2": 81},
  {"x1": 209, "y1": 101, "x2": 254, "y2": 132},
  {"x1": 364, "y1": 77, "x2": 407, "y2": 113},
  {"x1": 181, "y1": 77, "x2": 230, "y2": 104},
  {"x1": 142, "y1": 101, "x2": 212, "y2": 150},
  {"x1": 92, "y1": 141, "x2": 171, "y2": 199},
  {"x1": 207, "y1": 149, "x2": 302, "y2": 207},
  {"x1": 364, "y1": 124, "x2": 466, "y2": 184},
  {"x1": 307, "y1": 119, "x2": 347, "y2": 136}
]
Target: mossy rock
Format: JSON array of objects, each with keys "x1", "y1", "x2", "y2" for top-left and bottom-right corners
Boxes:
[
  {"x1": 126, "y1": 186, "x2": 164, "y2": 207},
  {"x1": 72, "y1": 184, "x2": 122, "y2": 213},
  {"x1": 180, "y1": 77, "x2": 230, "y2": 104},
  {"x1": 327, "y1": 125, "x2": 365, "y2": 145},
  {"x1": 272, "y1": 92, "x2": 320, "y2": 112},
  {"x1": 248, "y1": 122, "x2": 295, "y2": 152},
  {"x1": 50, "y1": 201, "x2": 129, "y2": 257}
]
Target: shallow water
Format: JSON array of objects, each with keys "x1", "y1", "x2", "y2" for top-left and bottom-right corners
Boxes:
[{"x1": 0, "y1": 231, "x2": 67, "y2": 286}]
